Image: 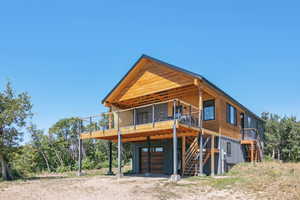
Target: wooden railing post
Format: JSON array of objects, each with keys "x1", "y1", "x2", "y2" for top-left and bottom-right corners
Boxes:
[
  {"x1": 133, "y1": 109, "x2": 136, "y2": 129},
  {"x1": 89, "y1": 117, "x2": 92, "y2": 134},
  {"x1": 117, "y1": 111, "x2": 120, "y2": 130},
  {"x1": 198, "y1": 88, "x2": 203, "y2": 128}
]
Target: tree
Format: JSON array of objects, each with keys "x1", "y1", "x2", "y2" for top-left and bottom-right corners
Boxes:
[
  {"x1": 0, "y1": 82, "x2": 32, "y2": 180},
  {"x1": 263, "y1": 112, "x2": 300, "y2": 162},
  {"x1": 27, "y1": 124, "x2": 51, "y2": 172},
  {"x1": 48, "y1": 117, "x2": 81, "y2": 171}
]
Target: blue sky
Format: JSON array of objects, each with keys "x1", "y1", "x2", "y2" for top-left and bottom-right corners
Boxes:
[{"x1": 0, "y1": 1, "x2": 299, "y2": 141}]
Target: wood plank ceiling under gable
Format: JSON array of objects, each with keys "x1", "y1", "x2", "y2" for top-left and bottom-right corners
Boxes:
[{"x1": 105, "y1": 57, "x2": 197, "y2": 108}]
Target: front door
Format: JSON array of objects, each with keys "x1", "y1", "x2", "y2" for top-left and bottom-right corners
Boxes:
[{"x1": 140, "y1": 146, "x2": 164, "y2": 174}]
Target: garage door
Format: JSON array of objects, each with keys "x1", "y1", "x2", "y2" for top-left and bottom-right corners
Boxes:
[{"x1": 140, "y1": 147, "x2": 164, "y2": 174}]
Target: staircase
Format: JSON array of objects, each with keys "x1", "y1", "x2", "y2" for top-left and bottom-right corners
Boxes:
[
  {"x1": 241, "y1": 128, "x2": 263, "y2": 162},
  {"x1": 242, "y1": 140, "x2": 262, "y2": 162},
  {"x1": 182, "y1": 136, "x2": 211, "y2": 176}
]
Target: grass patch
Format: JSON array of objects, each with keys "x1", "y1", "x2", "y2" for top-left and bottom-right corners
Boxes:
[
  {"x1": 152, "y1": 182, "x2": 180, "y2": 200},
  {"x1": 209, "y1": 177, "x2": 244, "y2": 189}
]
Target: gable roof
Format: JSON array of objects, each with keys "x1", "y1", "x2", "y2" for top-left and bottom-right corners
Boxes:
[{"x1": 102, "y1": 54, "x2": 262, "y2": 121}]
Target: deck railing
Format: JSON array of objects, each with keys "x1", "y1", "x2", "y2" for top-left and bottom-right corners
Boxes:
[
  {"x1": 80, "y1": 99, "x2": 200, "y2": 133},
  {"x1": 242, "y1": 128, "x2": 258, "y2": 140}
]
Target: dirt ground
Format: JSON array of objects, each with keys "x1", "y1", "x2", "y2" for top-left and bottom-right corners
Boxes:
[
  {"x1": 0, "y1": 175, "x2": 253, "y2": 200},
  {"x1": 1, "y1": 161, "x2": 299, "y2": 200}
]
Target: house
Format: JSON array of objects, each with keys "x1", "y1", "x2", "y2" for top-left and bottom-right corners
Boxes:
[{"x1": 79, "y1": 55, "x2": 264, "y2": 180}]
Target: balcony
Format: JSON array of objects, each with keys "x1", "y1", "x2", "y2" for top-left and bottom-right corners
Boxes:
[
  {"x1": 242, "y1": 128, "x2": 259, "y2": 141},
  {"x1": 80, "y1": 99, "x2": 204, "y2": 142}
]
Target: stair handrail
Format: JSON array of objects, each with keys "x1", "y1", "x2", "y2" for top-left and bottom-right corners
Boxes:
[{"x1": 183, "y1": 136, "x2": 211, "y2": 174}]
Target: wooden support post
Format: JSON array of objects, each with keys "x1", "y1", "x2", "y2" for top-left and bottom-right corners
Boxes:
[
  {"x1": 152, "y1": 104, "x2": 155, "y2": 127},
  {"x1": 147, "y1": 136, "x2": 151, "y2": 174},
  {"x1": 189, "y1": 105, "x2": 192, "y2": 127},
  {"x1": 117, "y1": 111, "x2": 120, "y2": 130},
  {"x1": 107, "y1": 141, "x2": 114, "y2": 175},
  {"x1": 255, "y1": 146, "x2": 258, "y2": 162},
  {"x1": 181, "y1": 136, "x2": 186, "y2": 176},
  {"x1": 251, "y1": 142, "x2": 254, "y2": 163},
  {"x1": 211, "y1": 135, "x2": 215, "y2": 176},
  {"x1": 78, "y1": 135, "x2": 82, "y2": 176},
  {"x1": 198, "y1": 132, "x2": 204, "y2": 176}
]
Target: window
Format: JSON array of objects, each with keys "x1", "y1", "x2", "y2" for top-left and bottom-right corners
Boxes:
[
  {"x1": 137, "y1": 111, "x2": 150, "y2": 124},
  {"x1": 247, "y1": 116, "x2": 252, "y2": 128},
  {"x1": 141, "y1": 148, "x2": 148, "y2": 152},
  {"x1": 203, "y1": 100, "x2": 215, "y2": 120},
  {"x1": 226, "y1": 103, "x2": 237, "y2": 125},
  {"x1": 154, "y1": 147, "x2": 164, "y2": 152},
  {"x1": 226, "y1": 142, "x2": 232, "y2": 156}
]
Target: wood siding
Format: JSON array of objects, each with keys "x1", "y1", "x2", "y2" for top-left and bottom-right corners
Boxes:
[
  {"x1": 98, "y1": 57, "x2": 259, "y2": 141},
  {"x1": 114, "y1": 61, "x2": 194, "y2": 102}
]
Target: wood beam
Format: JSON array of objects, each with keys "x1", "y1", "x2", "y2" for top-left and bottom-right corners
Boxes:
[{"x1": 251, "y1": 142, "x2": 254, "y2": 163}]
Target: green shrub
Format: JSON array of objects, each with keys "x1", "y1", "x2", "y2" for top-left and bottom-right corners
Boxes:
[
  {"x1": 56, "y1": 165, "x2": 72, "y2": 173},
  {"x1": 82, "y1": 157, "x2": 97, "y2": 170}
]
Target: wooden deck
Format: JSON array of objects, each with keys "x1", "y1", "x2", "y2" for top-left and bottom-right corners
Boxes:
[{"x1": 80, "y1": 120, "x2": 219, "y2": 142}]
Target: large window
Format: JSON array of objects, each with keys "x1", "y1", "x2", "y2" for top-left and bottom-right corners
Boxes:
[
  {"x1": 226, "y1": 103, "x2": 237, "y2": 125},
  {"x1": 203, "y1": 100, "x2": 215, "y2": 121}
]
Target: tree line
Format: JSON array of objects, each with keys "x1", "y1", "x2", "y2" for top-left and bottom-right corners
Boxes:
[
  {"x1": 0, "y1": 82, "x2": 300, "y2": 180},
  {"x1": 0, "y1": 82, "x2": 130, "y2": 180}
]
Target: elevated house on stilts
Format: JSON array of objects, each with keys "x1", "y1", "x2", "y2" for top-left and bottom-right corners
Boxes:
[{"x1": 78, "y1": 55, "x2": 264, "y2": 180}]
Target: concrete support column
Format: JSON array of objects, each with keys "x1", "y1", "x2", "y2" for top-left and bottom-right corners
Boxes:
[
  {"x1": 78, "y1": 135, "x2": 82, "y2": 176},
  {"x1": 107, "y1": 141, "x2": 114, "y2": 175},
  {"x1": 198, "y1": 132, "x2": 204, "y2": 176},
  {"x1": 170, "y1": 100, "x2": 180, "y2": 182},
  {"x1": 217, "y1": 135, "x2": 222, "y2": 175},
  {"x1": 147, "y1": 136, "x2": 151, "y2": 175},
  {"x1": 181, "y1": 136, "x2": 186, "y2": 176},
  {"x1": 211, "y1": 135, "x2": 215, "y2": 176},
  {"x1": 117, "y1": 130, "x2": 123, "y2": 178}
]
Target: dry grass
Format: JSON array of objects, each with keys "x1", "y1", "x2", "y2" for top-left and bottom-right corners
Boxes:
[
  {"x1": 0, "y1": 161, "x2": 299, "y2": 200},
  {"x1": 227, "y1": 161, "x2": 300, "y2": 200},
  {"x1": 185, "y1": 161, "x2": 300, "y2": 200}
]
